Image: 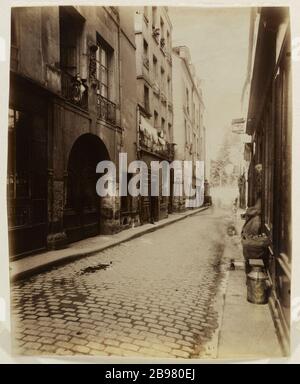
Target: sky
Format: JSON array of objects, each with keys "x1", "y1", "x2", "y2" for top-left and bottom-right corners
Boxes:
[{"x1": 168, "y1": 7, "x2": 251, "y2": 160}]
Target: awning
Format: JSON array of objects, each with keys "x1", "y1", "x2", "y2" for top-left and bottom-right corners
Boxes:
[{"x1": 140, "y1": 116, "x2": 159, "y2": 143}]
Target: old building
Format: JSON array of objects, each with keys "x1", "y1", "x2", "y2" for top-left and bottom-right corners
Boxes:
[
  {"x1": 134, "y1": 6, "x2": 174, "y2": 224},
  {"x1": 8, "y1": 6, "x2": 138, "y2": 259},
  {"x1": 245, "y1": 7, "x2": 291, "y2": 354},
  {"x1": 172, "y1": 46, "x2": 205, "y2": 211}
]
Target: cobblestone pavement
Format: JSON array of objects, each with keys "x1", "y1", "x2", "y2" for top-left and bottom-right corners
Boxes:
[{"x1": 11, "y1": 207, "x2": 229, "y2": 358}]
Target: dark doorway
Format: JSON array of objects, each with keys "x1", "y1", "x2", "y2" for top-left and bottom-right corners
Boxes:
[
  {"x1": 64, "y1": 134, "x2": 110, "y2": 243},
  {"x1": 7, "y1": 108, "x2": 47, "y2": 259},
  {"x1": 140, "y1": 170, "x2": 159, "y2": 224}
]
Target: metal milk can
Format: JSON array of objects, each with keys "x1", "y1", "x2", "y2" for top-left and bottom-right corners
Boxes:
[{"x1": 247, "y1": 266, "x2": 269, "y2": 304}]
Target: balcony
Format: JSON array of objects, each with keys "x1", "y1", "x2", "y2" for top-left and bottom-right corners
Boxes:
[
  {"x1": 97, "y1": 94, "x2": 116, "y2": 125},
  {"x1": 61, "y1": 71, "x2": 88, "y2": 110},
  {"x1": 139, "y1": 117, "x2": 174, "y2": 161}
]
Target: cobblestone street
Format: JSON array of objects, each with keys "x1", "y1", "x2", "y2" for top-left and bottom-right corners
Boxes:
[{"x1": 11, "y1": 207, "x2": 229, "y2": 358}]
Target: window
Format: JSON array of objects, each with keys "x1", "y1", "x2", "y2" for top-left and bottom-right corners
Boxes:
[
  {"x1": 96, "y1": 42, "x2": 109, "y2": 99},
  {"x1": 167, "y1": 77, "x2": 171, "y2": 97},
  {"x1": 96, "y1": 36, "x2": 116, "y2": 124},
  {"x1": 144, "y1": 85, "x2": 150, "y2": 112},
  {"x1": 161, "y1": 118, "x2": 165, "y2": 133},
  {"x1": 154, "y1": 110, "x2": 159, "y2": 128},
  {"x1": 160, "y1": 17, "x2": 165, "y2": 43},
  {"x1": 153, "y1": 55, "x2": 158, "y2": 78},
  {"x1": 186, "y1": 88, "x2": 190, "y2": 114},
  {"x1": 144, "y1": 6, "x2": 149, "y2": 21},
  {"x1": 143, "y1": 39, "x2": 149, "y2": 69},
  {"x1": 168, "y1": 123, "x2": 172, "y2": 142},
  {"x1": 59, "y1": 7, "x2": 84, "y2": 76},
  {"x1": 59, "y1": 7, "x2": 87, "y2": 108},
  {"x1": 167, "y1": 30, "x2": 170, "y2": 52},
  {"x1": 152, "y1": 7, "x2": 157, "y2": 28},
  {"x1": 161, "y1": 67, "x2": 165, "y2": 87}
]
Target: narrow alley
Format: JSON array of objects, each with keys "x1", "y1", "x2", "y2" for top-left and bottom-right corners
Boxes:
[
  {"x1": 3, "y1": 5, "x2": 292, "y2": 364},
  {"x1": 11, "y1": 187, "x2": 282, "y2": 359},
  {"x1": 12, "y1": 200, "x2": 229, "y2": 358}
]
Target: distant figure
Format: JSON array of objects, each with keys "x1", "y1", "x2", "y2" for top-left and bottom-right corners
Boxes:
[
  {"x1": 204, "y1": 179, "x2": 212, "y2": 206},
  {"x1": 238, "y1": 173, "x2": 246, "y2": 209}
]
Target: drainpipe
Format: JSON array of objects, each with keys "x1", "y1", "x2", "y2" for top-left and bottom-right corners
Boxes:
[{"x1": 118, "y1": 23, "x2": 122, "y2": 161}]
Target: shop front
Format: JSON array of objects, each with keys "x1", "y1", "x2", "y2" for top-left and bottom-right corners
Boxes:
[
  {"x1": 7, "y1": 75, "x2": 48, "y2": 259},
  {"x1": 138, "y1": 115, "x2": 174, "y2": 224}
]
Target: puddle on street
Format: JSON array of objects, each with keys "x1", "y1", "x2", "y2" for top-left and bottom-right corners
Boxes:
[{"x1": 79, "y1": 263, "x2": 111, "y2": 275}]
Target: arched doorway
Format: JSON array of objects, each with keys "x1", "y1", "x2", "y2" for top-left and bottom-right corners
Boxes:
[{"x1": 63, "y1": 134, "x2": 110, "y2": 243}]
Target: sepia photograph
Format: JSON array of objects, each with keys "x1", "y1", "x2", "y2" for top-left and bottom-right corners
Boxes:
[{"x1": 0, "y1": 0, "x2": 298, "y2": 365}]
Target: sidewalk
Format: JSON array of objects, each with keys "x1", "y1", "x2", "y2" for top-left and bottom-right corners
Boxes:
[
  {"x1": 10, "y1": 206, "x2": 208, "y2": 282},
  {"x1": 217, "y1": 210, "x2": 283, "y2": 360}
]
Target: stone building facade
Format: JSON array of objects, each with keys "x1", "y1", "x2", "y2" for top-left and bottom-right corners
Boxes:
[
  {"x1": 8, "y1": 6, "x2": 138, "y2": 259},
  {"x1": 134, "y1": 6, "x2": 175, "y2": 224},
  {"x1": 245, "y1": 7, "x2": 291, "y2": 355},
  {"x1": 172, "y1": 46, "x2": 205, "y2": 211}
]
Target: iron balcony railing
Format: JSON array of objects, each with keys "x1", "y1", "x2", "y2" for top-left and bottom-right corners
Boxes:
[
  {"x1": 97, "y1": 94, "x2": 116, "y2": 125},
  {"x1": 61, "y1": 70, "x2": 88, "y2": 110}
]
